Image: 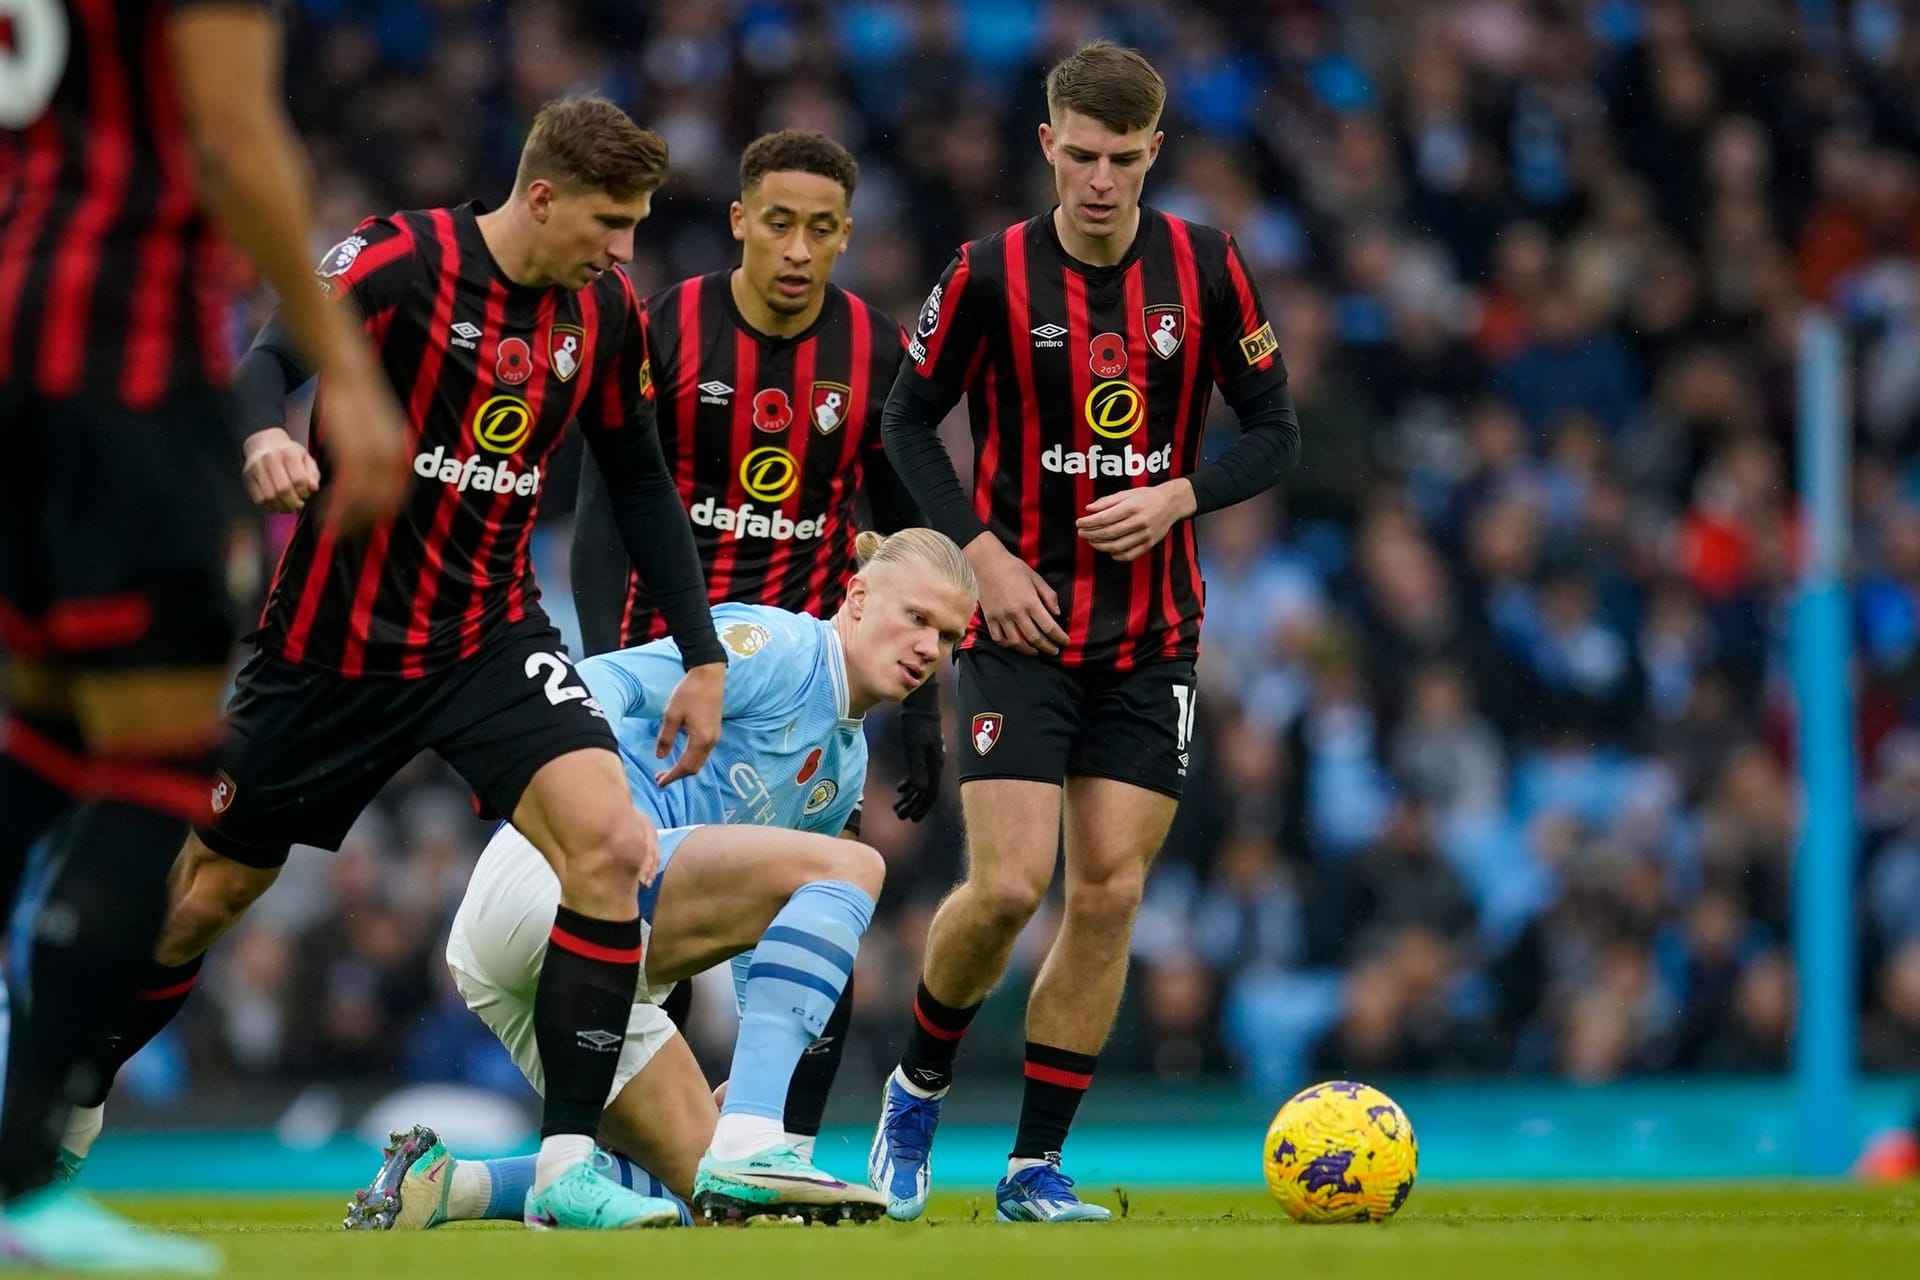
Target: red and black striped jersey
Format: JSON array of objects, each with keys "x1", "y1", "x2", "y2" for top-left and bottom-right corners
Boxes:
[
  {"x1": 900, "y1": 206, "x2": 1287, "y2": 669},
  {"x1": 598, "y1": 272, "x2": 905, "y2": 646},
  {"x1": 258, "y1": 203, "x2": 654, "y2": 678},
  {"x1": 0, "y1": 0, "x2": 256, "y2": 409}
]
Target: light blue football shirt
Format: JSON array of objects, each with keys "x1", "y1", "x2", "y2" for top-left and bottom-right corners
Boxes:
[{"x1": 575, "y1": 602, "x2": 867, "y2": 839}]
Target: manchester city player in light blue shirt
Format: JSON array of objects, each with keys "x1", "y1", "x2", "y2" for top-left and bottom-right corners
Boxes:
[{"x1": 350, "y1": 529, "x2": 976, "y2": 1230}]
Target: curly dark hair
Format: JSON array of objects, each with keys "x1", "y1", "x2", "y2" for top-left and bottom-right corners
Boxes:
[{"x1": 739, "y1": 129, "x2": 859, "y2": 199}]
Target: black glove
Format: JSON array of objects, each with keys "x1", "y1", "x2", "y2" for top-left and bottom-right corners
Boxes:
[{"x1": 893, "y1": 680, "x2": 945, "y2": 822}]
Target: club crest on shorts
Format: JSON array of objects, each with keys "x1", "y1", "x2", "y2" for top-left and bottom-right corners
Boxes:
[
  {"x1": 971, "y1": 711, "x2": 1003, "y2": 756},
  {"x1": 805, "y1": 779, "x2": 838, "y2": 815},
  {"x1": 210, "y1": 770, "x2": 238, "y2": 816},
  {"x1": 1145, "y1": 304, "x2": 1186, "y2": 359}
]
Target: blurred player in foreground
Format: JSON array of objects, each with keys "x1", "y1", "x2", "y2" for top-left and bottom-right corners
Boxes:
[
  {"x1": 56, "y1": 97, "x2": 729, "y2": 1234},
  {"x1": 0, "y1": 1, "x2": 405, "y2": 1270}
]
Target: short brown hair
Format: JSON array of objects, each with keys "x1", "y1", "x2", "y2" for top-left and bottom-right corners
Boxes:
[
  {"x1": 740, "y1": 130, "x2": 859, "y2": 199},
  {"x1": 515, "y1": 96, "x2": 669, "y2": 200},
  {"x1": 1044, "y1": 41, "x2": 1166, "y2": 134}
]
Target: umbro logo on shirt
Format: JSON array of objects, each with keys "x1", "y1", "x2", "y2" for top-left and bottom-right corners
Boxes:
[
  {"x1": 450, "y1": 322, "x2": 482, "y2": 350},
  {"x1": 1030, "y1": 323, "x2": 1067, "y2": 349},
  {"x1": 698, "y1": 380, "x2": 734, "y2": 404}
]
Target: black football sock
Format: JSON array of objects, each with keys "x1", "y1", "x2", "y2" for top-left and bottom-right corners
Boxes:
[
  {"x1": 1010, "y1": 1041, "x2": 1098, "y2": 1162},
  {"x1": 534, "y1": 905, "x2": 642, "y2": 1140},
  {"x1": 0, "y1": 750, "x2": 201, "y2": 1199},
  {"x1": 784, "y1": 971, "x2": 853, "y2": 1138},
  {"x1": 897, "y1": 979, "x2": 979, "y2": 1094}
]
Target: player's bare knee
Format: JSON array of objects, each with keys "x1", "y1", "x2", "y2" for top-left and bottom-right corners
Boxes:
[
  {"x1": 552, "y1": 808, "x2": 649, "y2": 893},
  {"x1": 1064, "y1": 864, "x2": 1147, "y2": 932},
  {"x1": 971, "y1": 866, "x2": 1050, "y2": 935},
  {"x1": 826, "y1": 840, "x2": 885, "y2": 898}
]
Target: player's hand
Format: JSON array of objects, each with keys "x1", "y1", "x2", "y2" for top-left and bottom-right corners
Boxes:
[
  {"x1": 1076, "y1": 479, "x2": 1198, "y2": 563},
  {"x1": 893, "y1": 680, "x2": 945, "y2": 822},
  {"x1": 316, "y1": 348, "x2": 410, "y2": 532},
  {"x1": 241, "y1": 427, "x2": 322, "y2": 513},
  {"x1": 966, "y1": 533, "x2": 1068, "y2": 657},
  {"x1": 654, "y1": 660, "x2": 726, "y2": 785}
]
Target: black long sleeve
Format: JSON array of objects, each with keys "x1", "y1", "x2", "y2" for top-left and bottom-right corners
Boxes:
[
  {"x1": 582, "y1": 419, "x2": 725, "y2": 669},
  {"x1": 880, "y1": 373, "x2": 986, "y2": 548},
  {"x1": 231, "y1": 312, "x2": 313, "y2": 444},
  {"x1": 1186, "y1": 381, "x2": 1301, "y2": 515},
  {"x1": 569, "y1": 444, "x2": 631, "y2": 657},
  {"x1": 863, "y1": 436, "x2": 924, "y2": 534}
]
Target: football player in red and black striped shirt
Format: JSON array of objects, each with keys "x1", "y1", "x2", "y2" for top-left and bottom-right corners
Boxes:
[
  {"x1": 72, "y1": 98, "x2": 727, "y2": 1231},
  {"x1": 0, "y1": 2, "x2": 405, "y2": 1262},
  {"x1": 570, "y1": 129, "x2": 931, "y2": 1166},
  {"x1": 572, "y1": 130, "x2": 945, "y2": 821},
  {"x1": 868, "y1": 44, "x2": 1300, "y2": 1221}
]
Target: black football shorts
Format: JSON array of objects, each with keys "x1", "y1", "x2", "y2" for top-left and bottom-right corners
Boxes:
[
  {"x1": 952, "y1": 641, "x2": 1197, "y2": 799},
  {"x1": 200, "y1": 619, "x2": 616, "y2": 867}
]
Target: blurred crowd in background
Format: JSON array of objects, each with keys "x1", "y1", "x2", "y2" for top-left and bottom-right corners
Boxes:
[{"x1": 127, "y1": 0, "x2": 1920, "y2": 1118}]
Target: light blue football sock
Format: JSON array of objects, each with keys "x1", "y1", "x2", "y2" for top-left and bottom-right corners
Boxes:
[
  {"x1": 721, "y1": 879, "x2": 873, "y2": 1123},
  {"x1": 480, "y1": 1154, "x2": 538, "y2": 1221},
  {"x1": 479, "y1": 1149, "x2": 689, "y2": 1224}
]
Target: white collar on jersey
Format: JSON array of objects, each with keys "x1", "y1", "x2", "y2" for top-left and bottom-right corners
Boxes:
[{"x1": 822, "y1": 621, "x2": 863, "y2": 727}]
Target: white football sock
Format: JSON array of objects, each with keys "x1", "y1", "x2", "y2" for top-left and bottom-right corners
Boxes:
[
  {"x1": 447, "y1": 1156, "x2": 490, "y2": 1221},
  {"x1": 62, "y1": 1104, "x2": 106, "y2": 1159},
  {"x1": 708, "y1": 1113, "x2": 786, "y2": 1161},
  {"x1": 892, "y1": 1066, "x2": 946, "y2": 1100},
  {"x1": 534, "y1": 1133, "x2": 596, "y2": 1193},
  {"x1": 1008, "y1": 1156, "x2": 1051, "y2": 1177}
]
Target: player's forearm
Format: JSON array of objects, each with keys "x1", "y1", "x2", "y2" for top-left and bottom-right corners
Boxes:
[
  {"x1": 881, "y1": 380, "x2": 986, "y2": 547},
  {"x1": 1186, "y1": 383, "x2": 1301, "y2": 515},
  {"x1": 167, "y1": 10, "x2": 368, "y2": 382},
  {"x1": 231, "y1": 314, "x2": 313, "y2": 440},
  {"x1": 585, "y1": 422, "x2": 726, "y2": 670}
]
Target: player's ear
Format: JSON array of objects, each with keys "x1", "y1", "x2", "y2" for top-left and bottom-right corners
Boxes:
[
  {"x1": 846, "y1": 573, "x2": 868, "y2": 618},
  {"x1": 730, "y1": 200, "x2": 747, "y2": 244},
  {"x1": 1146, "y1": 130, "x2": 1165, "y2": 169},
  {"x1": 1038, "y1": 121, "x2": 1055, "y2": 164},
  {"x1": 837, "y1": 215, "x2": 853, "y2": 256},
  {"x1": 526, "y1": 179, "x2": 554, "y2": 224}
]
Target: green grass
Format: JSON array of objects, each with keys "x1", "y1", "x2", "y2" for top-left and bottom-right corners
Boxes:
[{"x1": 96, "y1": 1184, "x2": 1919, "y2": 1280}]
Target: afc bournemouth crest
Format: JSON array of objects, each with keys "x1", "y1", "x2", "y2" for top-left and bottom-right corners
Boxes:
[
  {"x1": 211, "y1": 770, "x2": 238, "y2": 816},
  {"x1": 971, "y1": 712, "x2": 1003, "y2": 756},
  {"x1": 1145, "y1": 304, "x2": 1186, "y2": 359},
  {"x1": 496, "y1": 336, "x2": 532, "y2": 384},
  {"x1": 811, "y1": 381, "x2": 851, "y2": 434},
  {"x1": 549, "y1": 324, "x2": 585, "y2": 382}
]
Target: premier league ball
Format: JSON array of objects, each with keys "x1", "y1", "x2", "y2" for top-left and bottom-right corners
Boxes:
[{"x1": 1262, "y1": 1080, "x2": 1418, "y2": 1223}]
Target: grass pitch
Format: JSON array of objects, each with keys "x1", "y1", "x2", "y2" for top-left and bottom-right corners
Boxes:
[{"x1": 97, "y1": 1183, "x2": 1917, "y2": 1280}]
